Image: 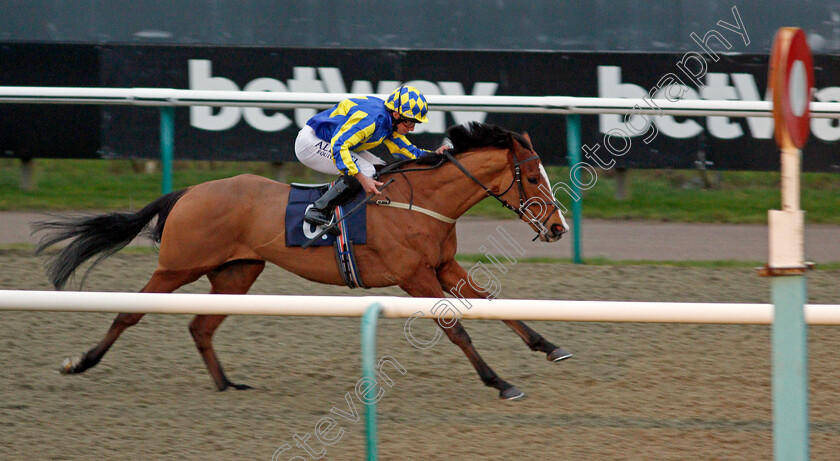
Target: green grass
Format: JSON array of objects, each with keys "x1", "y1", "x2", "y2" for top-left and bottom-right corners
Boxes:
[
  {"x1": 0, "y1": 159, "x2": 329, "y2": 211},
  {"x1": 468, "y1": 166, "x2": 840, "y2": 224},
  {"x1": 1, "y1": 159, "x2": 838, "y2": 224}
]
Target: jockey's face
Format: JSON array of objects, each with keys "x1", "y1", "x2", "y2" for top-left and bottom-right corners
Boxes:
[
  {"x1": 391, "y1": 112, "x2": 417, "y2": 135},
  {"x1": 396, "y1": 120, "x2": 416, "y2": 135}
]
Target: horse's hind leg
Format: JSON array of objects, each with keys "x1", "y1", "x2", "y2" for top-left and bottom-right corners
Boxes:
[
  {"x1": 401, "y1": 267, "x2": 523, "y2": 400},
  {"x1": 60, "y1": 268, "x2": 203, "y2": 375},
  {"x1": 436, "y1": 259, "x2": 572, "y2": 363},
  {"x1": 190, "y1": 260, "x2": 265, "y2": 391},
  {"x1": 59, "y1": 312, "x2": 146, "y2": 374}
]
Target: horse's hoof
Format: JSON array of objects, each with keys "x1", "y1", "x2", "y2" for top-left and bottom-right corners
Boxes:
[
  {"x1": 59, "y1": 357, "x2": 76, "y2": 375},
  {"x1": 219, "y1": 382, "x2": 253, "y2": 391},
  {"x1": 500, "y1": 386, "x2": 525, "y2": 401},
  {"x1": 547, "y1": 347, "x2": 573, "y2": 362}
]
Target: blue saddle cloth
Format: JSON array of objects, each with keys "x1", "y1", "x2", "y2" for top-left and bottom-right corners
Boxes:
[{"x1": 284, "y1": 185, "x2": 368, "y2": 247}]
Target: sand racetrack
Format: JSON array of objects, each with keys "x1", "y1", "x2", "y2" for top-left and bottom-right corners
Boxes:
[{"x1": 1, "y1": 249, "x2": 839, "y2": 460}]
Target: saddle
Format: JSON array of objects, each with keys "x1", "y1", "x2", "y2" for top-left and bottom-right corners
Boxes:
[{"x1": 285, "y1": 183, "x2": 367, "y2": 289}]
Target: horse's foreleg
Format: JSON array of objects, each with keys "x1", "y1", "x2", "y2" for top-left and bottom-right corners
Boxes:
[
  {"x1": 502, "y1": 320, "x2": 572, "y2": 362},
  {"x1": 436, "y1": 259, "x2": 572, "y2": 363},
  {"x1": 192, "y1": 260, "x2": 265, "y2": 391},
  {"x1": 435, "y1": 318, "x2": 524, "y2": 400},
  {"x1": 400, "y1": 267, "x2": 523, "y2": 400},
  {"x1": 60, "y1": 268, "x2": 203, "y2": 375}
]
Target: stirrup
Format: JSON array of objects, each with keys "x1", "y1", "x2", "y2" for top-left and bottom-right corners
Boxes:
[
  {"x1": 304, "y1": 209, "x2": 335, "y2": 227},
  {"x1": 306, "y1": 213, "x2": 340, "y2": 236}
]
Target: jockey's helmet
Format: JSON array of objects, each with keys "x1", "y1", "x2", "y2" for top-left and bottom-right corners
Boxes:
[{"x1": 383, "y1": 86, "x2": 429, "y2": 123}]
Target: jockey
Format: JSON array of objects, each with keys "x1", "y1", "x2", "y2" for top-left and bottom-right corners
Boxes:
[{"x1": 295, "y1": 85, "x2": 448, "y2": 226}]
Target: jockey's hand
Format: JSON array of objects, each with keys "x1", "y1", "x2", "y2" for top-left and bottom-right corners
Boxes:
[
  {"x1": 357, "y1": 173, "x2": 384, "y2": 195},
  {"x1": 434, "y1": 144, "x2": 451, "y2": 154}
]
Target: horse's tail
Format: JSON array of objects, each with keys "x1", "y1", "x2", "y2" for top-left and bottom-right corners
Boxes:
[{"x1": 33, "y1": 189, "x2": 189, "y2": 290}]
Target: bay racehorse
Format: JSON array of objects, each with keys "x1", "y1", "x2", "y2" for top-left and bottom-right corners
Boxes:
[{"x1": 34, "y1": 122, "x2": 570, "y2": 400}]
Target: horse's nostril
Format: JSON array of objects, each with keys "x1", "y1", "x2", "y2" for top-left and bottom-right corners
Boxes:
[{"x1": 550, "y1": 224, "x2": 566, "y2": 236}]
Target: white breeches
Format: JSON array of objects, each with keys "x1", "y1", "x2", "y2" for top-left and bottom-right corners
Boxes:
[{"x1": 294, "y1": 125, "x2": 384, "y2": 177}]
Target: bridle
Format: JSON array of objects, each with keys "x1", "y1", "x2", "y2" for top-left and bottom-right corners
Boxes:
[{"x1": 441, "y1": 150, "x2": 563, "y2": 238}]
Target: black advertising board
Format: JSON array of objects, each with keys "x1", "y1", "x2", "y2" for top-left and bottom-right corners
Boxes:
[
  {"x1": 4, "y1": 43, "x2": 840, "y2": 171},
  {"x1": 98, "y1": 46, "x2": 572, "y2": 164},
  {"x1": 0, "y1": 43, "x2": 100, "y2": 159}
]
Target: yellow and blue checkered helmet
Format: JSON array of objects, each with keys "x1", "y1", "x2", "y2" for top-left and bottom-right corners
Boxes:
[{"x1": 383, "y1": 86, "x2": 429, "y2": 123}]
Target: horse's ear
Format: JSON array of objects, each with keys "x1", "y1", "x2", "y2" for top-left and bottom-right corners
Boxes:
[
  {"x1": 507, "y1": 132, "x2": 523, "y2": 152},
  {"x1": 520, "y1": 132, "x2": 534, "y2": 151},
  {"x1": 507, "y1": 132, "x2": 530, "y2": 153}
]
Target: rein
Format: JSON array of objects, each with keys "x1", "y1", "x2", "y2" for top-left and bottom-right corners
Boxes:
[
  {"x1": 375, "y1": 156, "x2": 448, "y2": 176},
  {"x1": 373, "y1": 149, "x2": 562, "y2": 235},
  {"x1": 441, "y1": 150, "x2": 539, "y2": 218},
  {"x1": 375, "y1": 167, "x2": 456, "y2": 224},
  {"x1": 442, "y1": 150, "x2": 563, "y2": 240}
]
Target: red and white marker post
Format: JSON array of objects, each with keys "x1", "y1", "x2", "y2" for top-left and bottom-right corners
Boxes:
[
  {"x1": 765, "y1": 27, "x2": 814, "y2": 461},
  {"x1": 767, "y1": 27, "x2": 814, "y2": 272}
]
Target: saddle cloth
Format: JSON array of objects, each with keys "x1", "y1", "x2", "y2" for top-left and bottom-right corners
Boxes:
[
  {"x1": 284, "y1": 185, "x2": 367, "y2": 247},
  {"x1": 285, "y1": 184, "x2": 368, "y2": 289}
]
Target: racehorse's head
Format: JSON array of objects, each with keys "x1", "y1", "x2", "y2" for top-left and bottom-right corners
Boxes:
[
  {"x1": 445, "y1": 122, "x2": 568, "y2": 242},
  {"x1": 502, "y1": 131, "x2": 569, "y2": 242}
]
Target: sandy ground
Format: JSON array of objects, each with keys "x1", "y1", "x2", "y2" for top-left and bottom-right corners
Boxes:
[{"x1": 1, "y1": 247, "x2": 839, "y2": 460}]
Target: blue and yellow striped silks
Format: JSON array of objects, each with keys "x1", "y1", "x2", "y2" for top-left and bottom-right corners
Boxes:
[{"x1": 306, "y1": 96, "x2": 431, "y2": 175}]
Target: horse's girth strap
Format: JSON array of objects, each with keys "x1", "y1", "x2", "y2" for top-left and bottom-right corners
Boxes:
[{"x1": 374, "y1": 200, "x2": 456, "y2": 224}]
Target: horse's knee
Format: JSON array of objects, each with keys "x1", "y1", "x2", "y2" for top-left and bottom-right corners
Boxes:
[
  {"x1": 451, "y1": 329, "x2": 472, "y2": 346},
  {"x1": 189, "y1": 316, "x2": 225, "y2": 349},
  {"x1": 438, "y1": 321, "x2": 473, "y2": 347},
  {"x1": 113, "y1": 313, "x2": 144, "y2": 328},
  {"x1": 188, "y1": 322, "x2": 211, "y2": 347}
]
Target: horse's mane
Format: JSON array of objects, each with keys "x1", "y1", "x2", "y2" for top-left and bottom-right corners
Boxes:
[
  {"x1": 382, "y1": 122, "x2": 530, "y2": 174},
  {"x1": 447, "y1": 122, "x2": 532, "y2": 154}
]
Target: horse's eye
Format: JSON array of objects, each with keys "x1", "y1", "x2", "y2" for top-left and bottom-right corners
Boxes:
[{"x1": 527, "y1": 177, "x2": 539, "y2": 185}]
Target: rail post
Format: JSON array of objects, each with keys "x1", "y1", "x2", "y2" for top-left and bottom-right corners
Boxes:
[
  {"x1": 771, "y1": 275, "x2": 808, "y2": 459},
  {"x1": 159, "y1": 106, "x2": 175, "y2": 194},
  {"x1": 361, "y1": 302, "x2": 384, "y2": 460},
  {"x1": 764, "y1": 27, "x2": 814, "y2": 461},
  {"x1": 566, "y1": 114, "x2": 583, "y2": 264}
]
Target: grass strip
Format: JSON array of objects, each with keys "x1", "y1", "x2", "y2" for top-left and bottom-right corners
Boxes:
[{"x1": 2, "y1": 159, "x2": 839, "y2": 224}]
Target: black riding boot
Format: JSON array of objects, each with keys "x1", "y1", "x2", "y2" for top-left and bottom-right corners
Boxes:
[{"x1": 304, "y1": 175, "x2": 362, "y2": 226}]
